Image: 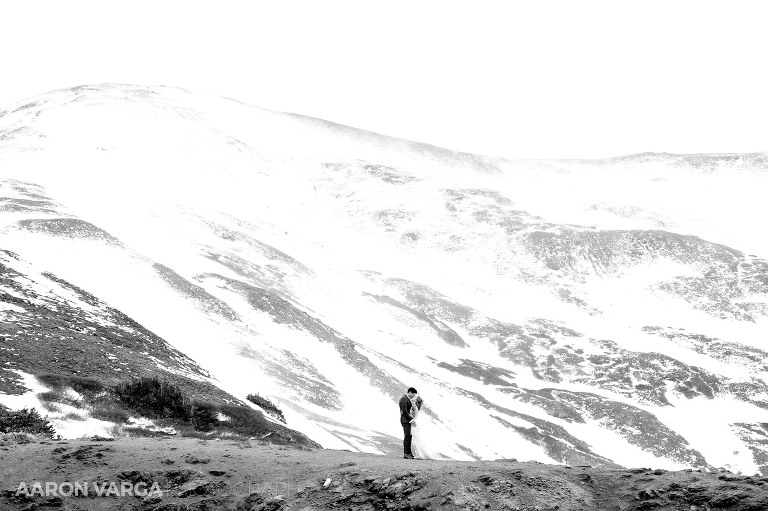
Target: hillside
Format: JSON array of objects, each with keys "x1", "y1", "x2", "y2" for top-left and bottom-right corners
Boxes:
[{"x1": 1, "y1": 84, "x2": 768, "y2": 474}]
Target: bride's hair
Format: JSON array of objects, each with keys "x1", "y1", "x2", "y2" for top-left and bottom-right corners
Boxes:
[{"x1": 414, "y1": 396, "x2": 423, "y2": 410}]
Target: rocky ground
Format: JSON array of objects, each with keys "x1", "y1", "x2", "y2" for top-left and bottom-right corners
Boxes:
[{"x1": 1, "y1": 435, "x2": 768, "y2": 510}]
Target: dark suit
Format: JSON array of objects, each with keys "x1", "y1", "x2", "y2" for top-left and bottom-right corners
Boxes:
[{"x1": 399, "y1": 394, "x2": 414, "y2": 456}]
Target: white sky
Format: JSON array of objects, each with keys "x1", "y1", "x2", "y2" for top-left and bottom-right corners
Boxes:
[{"x1": 1, "y1": 0, "x2": 767, "y2": 159}]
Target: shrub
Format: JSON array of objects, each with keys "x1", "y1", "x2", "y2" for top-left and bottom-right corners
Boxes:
[
  {"x1": 37, "y1": 374, "x2": 104, "y2": 395},
  {"x1": 109, "y1": 377, "x2": 295, "y2": 442},
  {"x1": 92, "y1": 403, "x2": 132, "y2": 424},
  {"x1": 246, "y1": 393, "x2": 285, "y2": 423},
  {"x1": 0, "y1": 407, "x2": 56, "y2": 439},
  {"x1": 190, "y1": 402, "x2": 218, "y2": 432},
  {"x1": 122, "y1": 426, "x2": 170, "y2": 438},
  {"x1": 218, "y1": 403, "x2": 273, "y2": 437},
  {"x1": 114, "y1": 377, "x2": 191, "y2": 420},
  {"x1": 113, "y1": 377, "x2": 219, "y2": 432},
  {"x1": 39, "y1": 389, "x2": 83, "y2": 410}
]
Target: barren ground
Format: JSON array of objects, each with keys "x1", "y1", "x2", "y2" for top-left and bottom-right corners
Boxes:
[{"x1": 2, "y1": 436, "x2": 768, "y2": 510}]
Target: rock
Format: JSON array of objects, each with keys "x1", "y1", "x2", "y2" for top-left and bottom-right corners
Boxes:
[
  {"x1": 153, "y1": 504, "x2": 218, "y2": 511},
  {"x1": 380, "y1": 481, "x2": 408, "y2": 498},
  {"x1": 719, "y1": 474, "x2": 751, "y2": 482},
  {"x1": 160, "y1": 458, "x2": 175, "y2": 465},
  {"x1": 208, "y1": 470, "x2": 226, "y2": 476},
  {"x1": 164, "y1": 468, "x2": 200, "y2": 487},
  {"x1": 339, "y1": 461, "x2": 356, "y2": 467},
  {"x1": 236, "y1": 491, "x2": 265, "y2": 511},
  {"x1": 743, "y1": 496, "x2": 768, "y2": 511},
  {"x1": 637, "y1": 490, "x2": 655, "y2": 500},
  {"x1": 178, "y1": 479, "x2": 224, "y2": 498},
  {"x1": 143, "y1": 490, "x2": 163, "y2": 505},
  {"x1": 685, "y1": 484, "x2": 710, "y2": 505},
  {"x1": 636, "y1": 502, "x2": 662, "y2": 510},
  {"x1": 259, "y1": 495, "x2": 286, "y2": 510},
  {"x1": 710, "y1": 491, "x2": 751, "y2": 507},
  {"x1": 149, "y1": 504, "x2": 179, "y2": 511},
  {"x1": 475, "y1": 474, "x2": 495, "y2": 485},
  {"x1": 41, "y1": 495, "x2": 64, "y2": 507},
  {"x1": 686, "y1": 492, "x2": 712, "y2": 505},
  {"x1": 184, "y1": 454, "x2": 212, "y2": 464},
  {"x1": 117, "y1": 470, "x2": 155, "y2": 485},
  {"x1": 667, "y1": 491, "x2": 685, "y2": 501}
]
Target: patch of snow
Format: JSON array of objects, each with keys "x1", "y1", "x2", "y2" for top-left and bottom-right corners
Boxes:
[
  {"x1": 126, "y1": 416, "x2": 177, "y2": 435},
  {"x1": 0, "y1": 370, "x2": 116, "y2": 439}
]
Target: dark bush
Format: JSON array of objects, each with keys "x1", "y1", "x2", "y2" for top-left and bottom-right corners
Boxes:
[
  {"x1": 37, "y1": 374, "x2": 104, "y2": 395},
  {"x1": 114, "y1": 377, "x2": 190, "y2": 420},
  {"x1": 122, "y1": 426, "x2": 170, "y2": 438},
  {"x1": 90, "y1": 403, "x2": 132, "y2": 424},
  {"x1": 246, "y1": 393, "x2": 285, "y2": 423},
  {"x1": 0, "y1": 407, "x2": 56, "y2": 438},
  {"x1": 108, "y1": 377, "x2": 297, "y2": 442},
  {"x1": 218, "y1": 403, "x2": 273, "y2": 437},
  {"x1": 190, "y1": 402, "x2": 218, "y2": 432}
]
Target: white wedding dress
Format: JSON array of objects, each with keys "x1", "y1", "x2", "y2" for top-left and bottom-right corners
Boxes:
[{"x1": 410, "y1": 397, "x2": 438, "y2": 460}]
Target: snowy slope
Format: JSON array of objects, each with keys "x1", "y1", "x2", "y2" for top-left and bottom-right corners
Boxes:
[{"x1": 2, "y1": 84, "x2": 768, "y2": 473}]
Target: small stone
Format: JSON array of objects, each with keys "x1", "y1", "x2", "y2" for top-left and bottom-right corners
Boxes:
[
  {"x1": 177, "y1": 480, "x2": 223, "y2": 498},
  {"x1": 236, "y1": 491, "x2": 265, "y2": 510},
  {"x1": 183, "y1": 454, "x2": 211, "y2": 464},
  {"x1": 261, "y1": 495, "x2": 286, "y2": 510},
  {"x1": 710, "y1": 492, "x2": 750, "y2": 507},
  {"x1": 143, "y1": 490, "x2": 163, "y2": 505},
  {"x1": 476, "y1": 474, "x2": 495, "y2": 485},
  {"x1": 41, "y1": 496, "x2": 63, "y2": 507},
  {"x1": 164, "y1": 468, "x2": 199, "y2": 487},
  {"x1": 637, "y1": 489, "x2": 654, "y2": 500}
]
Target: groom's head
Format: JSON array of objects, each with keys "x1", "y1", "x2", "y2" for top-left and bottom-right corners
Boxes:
[{"x1": 407, "y1": 387, "x2": 417, "y2": 398}]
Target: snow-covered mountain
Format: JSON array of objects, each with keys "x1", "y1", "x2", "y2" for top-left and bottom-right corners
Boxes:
[{"x1": 2, "y1": 84, "x2": 768, "y2": 474}]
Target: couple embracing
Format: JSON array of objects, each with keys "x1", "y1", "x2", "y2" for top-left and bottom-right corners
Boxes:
[{"x1": 398, "y1": 387, "x2": 430, "y2": 459}]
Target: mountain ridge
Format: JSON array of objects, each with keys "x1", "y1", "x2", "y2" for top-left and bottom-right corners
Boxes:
[{"x1": 2, "y1": 84, "x2": 768, "y2": 475}]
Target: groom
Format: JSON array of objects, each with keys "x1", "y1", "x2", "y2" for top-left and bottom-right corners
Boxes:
[{"x1": 399, "y1": 387, "x2": 418, "y2": 459}]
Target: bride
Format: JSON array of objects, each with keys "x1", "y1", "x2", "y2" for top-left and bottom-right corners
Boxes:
[{"x1": 410, "y1": 395, "x2": 439, "y2": 459}]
